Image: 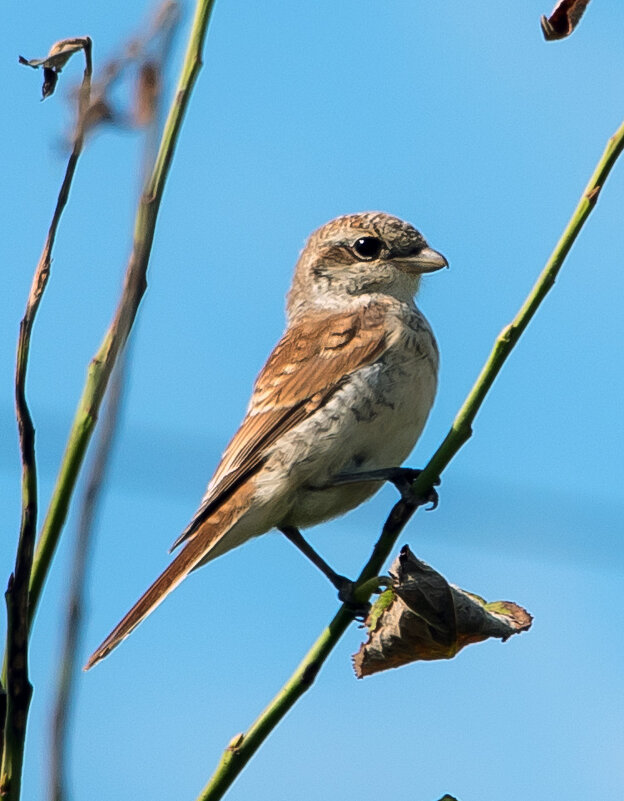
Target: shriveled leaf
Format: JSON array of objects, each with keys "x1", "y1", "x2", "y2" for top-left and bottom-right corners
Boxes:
[
  {"x1": 133, "y1": 61, "x2": 161, "y2": 127},
  {"x1": 82, "y1": 98, "x2": 115, "y2": 132},
  {"x1": 19, "y1": 36, "x2": 91, "y2": 99},
  {"x1": 19, "y1": 37, "x2": 89, "y2": 70},
  {"x1": 541, "y1": 0, "x2": 592, "y2": 40},
  {"x1": 41, "y1": 68, "x2": 59, "y2": 100},
  {"x1": 353, "y1": 546, "x2": 532, "y2": 678}
]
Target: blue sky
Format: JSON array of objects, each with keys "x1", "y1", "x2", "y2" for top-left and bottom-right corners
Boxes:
[{"x1": 2, "y1": 2, "x2": 624, "y2": 800}]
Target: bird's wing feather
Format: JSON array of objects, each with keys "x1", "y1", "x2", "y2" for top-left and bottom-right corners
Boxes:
[
  {"x1": 85, "y1": 302, "x2": 392, "y2": 670},
  {"x1": 169, "y1": 301, "x2": 389, "y2": 551}
]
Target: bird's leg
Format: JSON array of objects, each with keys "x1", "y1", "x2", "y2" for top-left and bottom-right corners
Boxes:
[
  {"x1": 330, "y1": 467, "x2": 440, "y2": 509},
  {"x1": 279, "y1": 526, "x2": 368, "y2": 617},
  {"x1": 279, "y1": 525, "x2": 351, "y2": 594}
]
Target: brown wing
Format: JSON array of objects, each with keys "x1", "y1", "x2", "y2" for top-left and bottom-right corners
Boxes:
[
  {"x1": 85, "y1": 302, "x2": 391, "y2": 669},
  {"x1": 169, "y1": 301, "x2": 389, "y2": 551}
]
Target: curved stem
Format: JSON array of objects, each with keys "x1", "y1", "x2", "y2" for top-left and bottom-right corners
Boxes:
[{"x1": 0, "y1": 43, "x2": 93, "y2": 801}]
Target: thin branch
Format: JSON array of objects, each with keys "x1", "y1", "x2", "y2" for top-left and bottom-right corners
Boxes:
[
  {"x1": 26, "y1": 0, "x2": 217, "y2": 634},
  {"x1": 0, "y1": 42, "x2": 92, "y2": 801},
  {"x1": 196, "y1": 118, "x2": 624, "y2": 801}
]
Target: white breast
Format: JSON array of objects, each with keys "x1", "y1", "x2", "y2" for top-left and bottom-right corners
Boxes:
[{"x1": 257, "y1": 303, "x2": 438, "y2": 529}]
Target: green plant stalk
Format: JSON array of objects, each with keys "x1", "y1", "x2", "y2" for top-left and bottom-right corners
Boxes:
[
  {"x1": 49, "y1": 355, "x2": 128, "y2": 801},
  {"x1": 1, "y1": 42, "x2": 92, "y2": 801},
  {"x1": 27, "y1": 0, "x2": 217, "y2": 629},
  {"x1": 197, "y1": 119, "x2": 624, "y2": 801}
]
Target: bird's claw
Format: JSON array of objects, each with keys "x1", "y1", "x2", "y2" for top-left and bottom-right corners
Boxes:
[
  {"x1": 386, "y1": 468, "x2": 440, "y2": 509},
  {"x1": 336, "y1": 578, "x2": 371, "y2": 621},
  {"x1": 331, "y1": 467, "x2": 440, "y2": 510}
]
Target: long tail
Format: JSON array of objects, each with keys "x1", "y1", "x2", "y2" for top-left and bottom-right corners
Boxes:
[{"x1": 85, "y1": 525, "x2": 223, "y2": 670}]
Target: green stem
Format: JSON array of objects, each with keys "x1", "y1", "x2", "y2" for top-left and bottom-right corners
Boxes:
[
  {"x1": 417, "y1": 119, "x2": 624, "y2": 490},
  {"x1": 196, "y1": 118, "x2": 624, "y2": 801},
  {"x1": 27, "y1": 0, "x2": 217, "y2": 630}
]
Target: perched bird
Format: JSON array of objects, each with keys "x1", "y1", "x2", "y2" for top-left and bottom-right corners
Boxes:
[{"x1": 86, "y1": 211, "x2": 447, "y2": 669}]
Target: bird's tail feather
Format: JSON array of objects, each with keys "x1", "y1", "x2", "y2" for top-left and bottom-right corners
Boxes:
[{"x1": 85, "y1": 530, "x2": 215, "y2": 670}]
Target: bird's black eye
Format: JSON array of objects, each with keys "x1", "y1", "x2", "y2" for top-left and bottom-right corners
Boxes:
[{"x1": 352, "y1": 237, "x2": 383, "y2": 260}]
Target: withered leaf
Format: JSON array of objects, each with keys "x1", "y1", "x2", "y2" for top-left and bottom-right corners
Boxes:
[
  {"x1": 41, "y1": 68, "x2": 58, "y2": 100},
  {"x1": 82, "y1": 98, "x2": 115, "y2": 133},
  {"x1": 541, "y1": 0, "x2": 592, "y2": 40},
  {"x1": 133, "y1": 61, "x2": 161, "y2": 127},
  {"x1": 353, "y1": 546, "x2": 532, "y2": 678},
  {"x1": 19, "y1": 36, "x2": 91, "y2": 99},
  {"x1": 19, "y1": 38, "x2": 88, "y2": 71}
]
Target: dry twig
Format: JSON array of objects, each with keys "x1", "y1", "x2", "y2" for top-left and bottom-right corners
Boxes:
[{"x1": 1, "y1": 37, "x2": 92, "y2": 801}]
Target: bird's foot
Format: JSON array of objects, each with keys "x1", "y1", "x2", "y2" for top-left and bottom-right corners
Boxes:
[
  {"x1": 384, "y1": 467, "x2": 440, "y2": 509},
  {"x1": 335, "y1": 577, "x2": 371, "y2": 621},
  {"x1": 331, "y1": 467, "x2": 440, "y2": 509}
]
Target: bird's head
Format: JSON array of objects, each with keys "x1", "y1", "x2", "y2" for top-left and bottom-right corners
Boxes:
[{"x1": 287, "y1": 211, "x2": 447, "y2": 321}]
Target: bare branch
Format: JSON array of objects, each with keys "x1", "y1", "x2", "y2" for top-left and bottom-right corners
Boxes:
[{"x1": 1, "y1": 38, "x2": 92, "y2": 801}]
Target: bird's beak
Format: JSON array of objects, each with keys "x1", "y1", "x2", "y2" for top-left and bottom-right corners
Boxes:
[{"x1": 397, "y1": 246, "x2": 449, "y2": 275}]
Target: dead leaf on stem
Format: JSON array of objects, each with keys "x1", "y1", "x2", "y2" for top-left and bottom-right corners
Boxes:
[
  {"x1": 541, "y1": 0, "x2": 592, "y2": 40},
  {"x1": 353, "y1": 546, "x2": 532, "y2": 678},
  {"x1": 19, "y1": 37, "x2": 91, "y2": 99},
  {"x1": 133, "y1": 61, "x2": 161, "y2": 127}
]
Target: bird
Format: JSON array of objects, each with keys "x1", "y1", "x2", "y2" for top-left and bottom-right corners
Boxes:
[{"x1": 86, "y1": 211, "x2": 447, "y2": 669}]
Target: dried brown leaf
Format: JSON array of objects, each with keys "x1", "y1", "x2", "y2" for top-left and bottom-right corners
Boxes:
[
  {"x1": 133, "y1": 61, "x2": 161, "y2": 127},
  {"x1": 19, "y1": 36, "x2": 91, "y2": 99},
  {"x1": 541, "y1": 0, "x2": 592, "y2": 40},
  {"x1": 353, "y1": 546, "x2": 532, "y2": 678},
  {"x1": 41, "y1": 67, "x2": 59, "y2": 100},
  {"x1": 82, "y1": 98, "x2": 115, "y2": 132}
]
